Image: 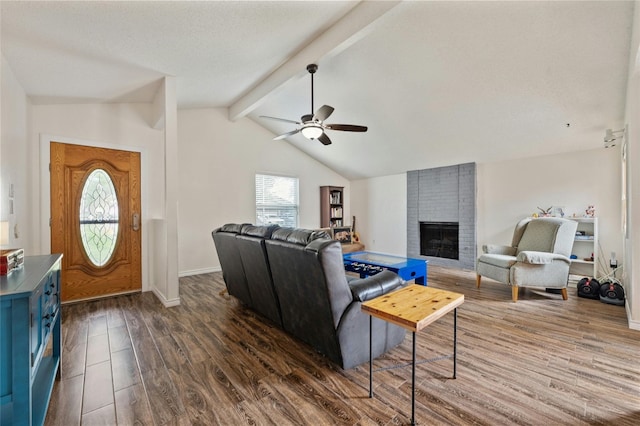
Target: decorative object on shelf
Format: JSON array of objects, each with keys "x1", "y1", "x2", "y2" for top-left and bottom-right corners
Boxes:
[
  {"x1": 551, "y1": 206, "x2": 565, "y2": 217},
  {"x1": 537, "y1": 206, "x2": 552, "y2": 217},
  {"x1": 0, "y1": 248, "x2": 24, "y2": 275},
  {"x1": 585, "y1": 205, "x2": 595, "y2": 218},
  {"x1": 352, "y1": 215, "x2": 360, "y2": 243},
  {"x1": 332, "y1": 226, "x2": 352, "y2": 244}
]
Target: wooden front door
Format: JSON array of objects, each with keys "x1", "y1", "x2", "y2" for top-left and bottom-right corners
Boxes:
[{"x1": 50, "y1": 142, "x2": 142, "y2": 302}]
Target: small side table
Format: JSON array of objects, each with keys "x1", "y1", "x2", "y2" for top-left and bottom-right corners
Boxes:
[{"x1": 362, "y1": 284, "x2": 464, "y2": 425}]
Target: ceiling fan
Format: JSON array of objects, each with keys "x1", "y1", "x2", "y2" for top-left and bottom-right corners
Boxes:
[{"x1": 260, "y1": 64, "x2": 368, "y2": 145}]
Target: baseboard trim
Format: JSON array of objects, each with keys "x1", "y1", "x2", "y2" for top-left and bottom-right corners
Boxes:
[
  {"x1": 626, "y1": 302, "x2": 640, "y2": 330},
  {"x1": 152, "y1": 288, "x2": 181, "y2": 307},
  {"x1": 179, "y1": 266, "x2": 221, "y2": 277}
]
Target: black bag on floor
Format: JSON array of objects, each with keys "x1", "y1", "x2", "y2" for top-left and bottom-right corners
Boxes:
[
  {"x1": 599, "y1": 281, "x2": 625, "y2": 306},
  {"x1": 577, "y1": 277, "x2": 600, "y2": 299}
]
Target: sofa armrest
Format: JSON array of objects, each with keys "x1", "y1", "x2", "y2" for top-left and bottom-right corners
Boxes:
[
  {"x1": 483, "y1": 244, "x2": 517, "y2": 255},
  {"x1": 349, "y1": 270, "x2": 404, "y2": 302},
  {"x1": 517, "y1": 251, "x2": 571, "y2": 265}
]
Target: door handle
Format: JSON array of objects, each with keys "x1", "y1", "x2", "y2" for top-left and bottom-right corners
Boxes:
[{"x1": 132, "y1": 213, "x2": 140, "y2": 231}]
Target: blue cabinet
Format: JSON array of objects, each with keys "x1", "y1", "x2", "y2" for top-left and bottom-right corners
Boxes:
[{"x1": 1, "y1": 254, "x2": 62, "y2": 426}]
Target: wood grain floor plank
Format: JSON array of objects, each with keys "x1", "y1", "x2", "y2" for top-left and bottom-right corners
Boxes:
[
  {"x1": 82, "y1": 360, "x2": 114, "y2": 414},
  {"x1": 44, "y1": 374, "x2": 84, "y2": 426},
  {"x1": 190, "y1": 358, "x2": 246, "y2": 407},
  {"x1": 172, "y1": 330, "x2": 212, "y2": 364},
  {"x1": 114, "y1": 383, "x2": 154, "y2": 426},
  {"x1": 85, "y1": 332, "x2": 110, "y2": 366},
  {"x1": 111, "y1": 347, "x2": 141, "y2": 391},
  {"x1": 108, "y1": 325, "x2": 133, "y2": 353},
  {"x1": 87, "y1": 314, "x2": 108, "y2": 337},
  {"x1": 123, "y1": 308, "x2": 165, "y2": 373},
  {"x1": 141, "y1": 366, "x2": 186, "y2": 424},
  {"x1": 154, "y1": 333, "x2": 190, "y2": 371},
  {"x1": 166, "y1": 363, "x2": 221, "y2": 425},
  {"x1": 45, "y1": 267, "x2": 640, "y2": 426},
  {"x1": 105, "y1": 299, "x2": 126, "y2": 329},
  {"x1": 81, "y1": 403, "x2": 116, "y2": 426},
  {"x1": 60, "y1": 310, "x2": 88, "y2": 379}
]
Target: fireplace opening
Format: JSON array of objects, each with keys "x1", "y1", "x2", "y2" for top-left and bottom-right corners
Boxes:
[{"x1": 420, "y1": 222, "x2": 459, "y2": 260}]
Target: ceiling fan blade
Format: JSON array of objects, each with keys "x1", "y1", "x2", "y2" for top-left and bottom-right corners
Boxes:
[
  {"x1": 318, "y1": 133, "x2": 332, "y2": 145},
  {"x1": 260, "y1": 115, "x2": 301, "y2": 125},
  {"x1": 313, "y1": 105, "x2": 334, "y2": 122},
  {"x1": 273, "y1": 128, "x2": 300, "y2": 140},
  {"x1": 325, "y1": 124, "x2": 368, "y2": 132}
]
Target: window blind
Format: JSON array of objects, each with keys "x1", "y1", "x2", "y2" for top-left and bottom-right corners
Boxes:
[{"x1": 255, "y1": 174, "x2": 298, "y2": 227}]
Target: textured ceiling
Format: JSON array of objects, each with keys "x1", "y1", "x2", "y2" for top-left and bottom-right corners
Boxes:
[{"x1": 1, "y1": 1, "x2": 634, "y2": 180}]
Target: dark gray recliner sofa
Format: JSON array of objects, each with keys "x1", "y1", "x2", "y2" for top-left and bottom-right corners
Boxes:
[
  {"x1": 211, "y1": 224, "x2": 406, "y2": 369},
  {"x1": 211, "y1": 223, "x2": 282, "y2": 326},
  {"x1": 211, "y1": 223, "x2": 252, "y2": 305}
]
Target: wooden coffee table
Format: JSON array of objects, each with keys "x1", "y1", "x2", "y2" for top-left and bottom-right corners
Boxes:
[{"x1": 362, "y1": 284, "x2": 464, "y2": 425}]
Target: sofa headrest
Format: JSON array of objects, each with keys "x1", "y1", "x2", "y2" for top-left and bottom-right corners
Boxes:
[
  {"x1": 240, "y1": 224, "x2": 279, "y2": 238},
  {"x1": 271, "y1": 227, "x2": 331, "y2": 245},
  {"x1": 218, "y1": 223, "x2": 248, "y2": 234}
]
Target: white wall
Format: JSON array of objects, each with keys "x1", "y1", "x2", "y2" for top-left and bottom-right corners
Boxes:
[
  {"x1": 30, "y1": 103, "x2": 165, "y2": 293},
  {"x1": 622, "y1": 0, "x2": 640, "y2": 329},
  {"x1": 351, "y1": 173, "x2": 406, "y2": 256},
  {"x1": 351, "y1": 148, "x2": 622, "y2": 275},
  {"x1": 477, "y1": 148, "x2": 622, "y2": 267},
  {"x1": 177, "y1": 108, "x2": 350, "y2": 275},
  {"x1": 1, "y1": 56, "x2": 31, "y2": 252}
]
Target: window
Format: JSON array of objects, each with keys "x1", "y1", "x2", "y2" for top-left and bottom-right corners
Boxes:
[
  {"x1": 255, "y1": 174, "x2": 298, "y2": 227},
  {"x1": 79, "y1": 168, "x2": 119, "y2": 267}
]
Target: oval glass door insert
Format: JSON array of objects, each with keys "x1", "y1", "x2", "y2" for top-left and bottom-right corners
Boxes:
[{"x1": 79, "y1": 169, "x2": 119, "y2": 267}]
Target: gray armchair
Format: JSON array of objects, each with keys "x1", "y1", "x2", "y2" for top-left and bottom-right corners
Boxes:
[{"x1": 476, "y1": 217, "x2": 578, "y2": 302}]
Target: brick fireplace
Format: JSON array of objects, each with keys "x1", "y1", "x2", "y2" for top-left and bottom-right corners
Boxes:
[{"x1": 407, "y1": 163, "x2": 476, "y2": 269}]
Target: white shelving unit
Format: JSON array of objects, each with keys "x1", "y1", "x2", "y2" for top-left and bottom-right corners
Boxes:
[{"x1": 568, "y1": 217, "x2": 598, "y2": 278}]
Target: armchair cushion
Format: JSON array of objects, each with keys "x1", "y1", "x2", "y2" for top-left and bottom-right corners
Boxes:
[
  {"x1": 517, "y1": 251, "x2": 570, "y2": 265},
  {"x1": 516, "y1": 219, "x2": 560, "y2": 253},
  {"x1": 477, "y1": 253, "x2": 518, "y2": 269}
]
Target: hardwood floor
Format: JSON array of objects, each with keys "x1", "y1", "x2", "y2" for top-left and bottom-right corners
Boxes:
[{"x1": 45, "y1": 266, "x2": 640, "y2": 425}]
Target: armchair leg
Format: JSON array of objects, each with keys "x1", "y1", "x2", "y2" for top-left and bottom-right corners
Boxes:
[
  {"x1": 561, "y1": 288, "x2": 568, "y2": 300},
  {"x1": 476, "y1": 274, "x2": 482, "y2": 288},
  {"x1": 512, "y1": 286, "x2": 518, "y2": 302}
]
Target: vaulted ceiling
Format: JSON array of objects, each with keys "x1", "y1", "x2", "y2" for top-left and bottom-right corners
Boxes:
[{"x1": 1, "y1": 1, "x2": 634, "y2": 180}]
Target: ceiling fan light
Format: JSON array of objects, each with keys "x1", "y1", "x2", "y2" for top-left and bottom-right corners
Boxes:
[{"x1": 301, "y1": 125, "x2": 323, "y2": 140}]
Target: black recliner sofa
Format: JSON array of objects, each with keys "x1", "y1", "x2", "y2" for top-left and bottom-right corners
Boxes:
[{"x1": 211, "y1": 224, "x2": 406, "y2": 369}]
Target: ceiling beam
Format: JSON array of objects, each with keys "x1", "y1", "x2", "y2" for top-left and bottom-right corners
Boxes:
[{"x1": 228, "y1": 0, "x2": 400, "y2": 121}]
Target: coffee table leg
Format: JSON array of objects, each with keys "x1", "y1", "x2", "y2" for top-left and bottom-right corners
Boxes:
[
  {"x1": 369, "y1": 315, "x2": 373, "y2": 398},
  {"x1": 411, "y1": 331, "x2": 416, "y2": 425},
  {"x1": 453, "y1": 308, "x2": 457, "y2": 379}
]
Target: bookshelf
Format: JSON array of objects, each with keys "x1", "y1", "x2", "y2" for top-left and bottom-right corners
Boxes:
[
  {"x1": 568, "y1": 217, "x2": 598, "y2": 278},
  {"x1": 320, "y1": 186, "x2": 344, "y2": 228}
]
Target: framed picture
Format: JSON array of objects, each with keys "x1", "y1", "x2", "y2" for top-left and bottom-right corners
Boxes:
[{"x1": 332, "y1": 226, "x2": 352, "y2": 244}]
